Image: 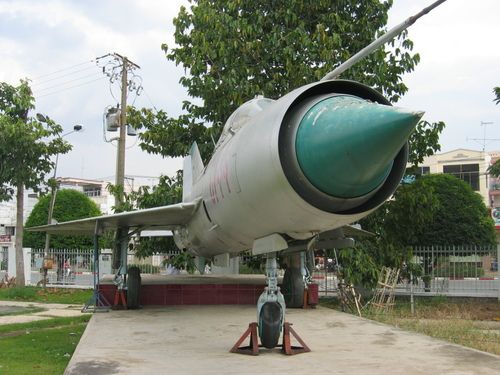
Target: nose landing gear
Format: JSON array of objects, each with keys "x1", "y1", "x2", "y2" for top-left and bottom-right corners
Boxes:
[{"x1": 230, "y1": 252, "x2": 310, "y2": 355}]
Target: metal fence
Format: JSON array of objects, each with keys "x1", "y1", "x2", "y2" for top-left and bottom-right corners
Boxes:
[
  {"x1": 28, "y1": 249, "x2": 173, "y2": 287},
  {"x1": 0, "y1": 247, "x2": 8, "y2": 280},
  {"x1": 30, "y1": 249, "x2": 95, "y2": 286},
  {"x1": 0, "y1": 247, "x2": 7, "y2": 272},
  {"x1": 312, "y1": 245, "x2": 499, "y2": 298},
  {"x1": 398, "y1": 245, "x2": 498, "y2": 297},
  {"x1": 21, "y1": 245, "x2": 500, "y2": 298},
  {"x1": 311, "y1": 257, "x2": 340, "y2": 296}
]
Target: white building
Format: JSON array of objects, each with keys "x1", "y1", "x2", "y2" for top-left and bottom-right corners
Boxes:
[
  {"x1": 58, "y1": 175, "x2": 160, "y2": 214},
  {"x1": 417, "y1": 148, "x2": 491, "y2": 206},
  {"x1": 0, "y1": 189, "x2": 39, "y2": 269}
]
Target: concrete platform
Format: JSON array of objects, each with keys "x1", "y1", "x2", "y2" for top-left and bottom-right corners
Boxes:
[
  {"x1": 65, "y1": 306, "x2": 500, "y2": 375},
  {"x1": 98, "y1": 274, "x2": 318, "y2": 306}
]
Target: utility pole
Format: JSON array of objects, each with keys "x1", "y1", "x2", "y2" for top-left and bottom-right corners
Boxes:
[
  {"x1": 96, "y1": 52, "x2": 140, "y2": 206},
  {"x1": 115, "y1": 56, "x2": 128, "y2": 206},
  {"x1": 96, "y1": 52, "x2": 140, "y2": 274}
]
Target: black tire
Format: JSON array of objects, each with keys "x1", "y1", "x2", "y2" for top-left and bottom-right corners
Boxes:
[
  {"x1": 127, "y1": 266, "x2": 141, "y2": 309},
  {"x1": 281, "y1": 267, "x2": 305, "y2": 308},
  {"x1": 259, "y1": 302, "x2": 282, "y2": 349}
]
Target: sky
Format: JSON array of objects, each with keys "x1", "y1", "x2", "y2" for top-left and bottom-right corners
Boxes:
[{"x1": 0, "y1": 0, "x2": 499, "y2": 182}]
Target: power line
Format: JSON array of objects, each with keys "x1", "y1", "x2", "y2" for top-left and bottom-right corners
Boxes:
[
  {"x1": 31, "y1": 59, "x2": 95, "y2": 80},
  {"x1": 141, "y1": 86, "x2": 158, "y2": 111},
  {"x1": 34, "y1": 72, "x2": 103, "y2": 93},
  {"x1": 36, "y1": 76, "x2": 106, "y2": 98},
  {"x1": 32, "y1": 65, "x2": 99, "y2": 86}
]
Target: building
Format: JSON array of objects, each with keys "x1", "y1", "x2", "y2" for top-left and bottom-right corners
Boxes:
[
  {"x1": 416, "y1": 148, "x2": 491, "y2": 206},
  {"x1": 58, "y1": 175, "x2": 160, "y2": 214},
  {"x1": 418, "y1": 148, "x2": 500, "y2": 240},
  {"x1": 0, "y1": 189, "x2": 39, "y2": 270}
]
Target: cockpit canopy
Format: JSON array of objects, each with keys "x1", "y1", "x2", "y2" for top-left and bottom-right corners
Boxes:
[{"x1": 216, "y1": 96, "x2": 275, "y2": 149}]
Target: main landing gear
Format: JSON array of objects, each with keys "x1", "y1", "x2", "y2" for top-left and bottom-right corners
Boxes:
[{"x1": 231, "y1": 252, "x2": 310, "y2": 355}]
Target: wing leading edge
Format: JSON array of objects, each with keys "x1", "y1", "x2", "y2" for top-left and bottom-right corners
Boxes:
[{"x1": 27, "y1": 200, "x2": 201, "y2": 235}]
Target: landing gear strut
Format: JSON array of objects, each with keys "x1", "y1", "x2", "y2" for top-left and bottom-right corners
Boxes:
[
  {"x1": 231, "y1": 251, "x2": 310, "y2": 355},
  {"x1": 257, "y1": 253, "x2": 286, "y2": 348}
]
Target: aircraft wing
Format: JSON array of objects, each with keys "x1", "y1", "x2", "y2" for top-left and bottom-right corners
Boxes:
[
  {"x1": 27, "y1": 200, "x2": 201, "y2": 235},
  {"x1": 340, "y1": 225, "x2": 375, "y2": 238}
]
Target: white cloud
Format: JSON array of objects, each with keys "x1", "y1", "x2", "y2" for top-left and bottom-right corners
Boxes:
[{"x1": 0, "y1": 0, "x2": 499, "y2": 181}]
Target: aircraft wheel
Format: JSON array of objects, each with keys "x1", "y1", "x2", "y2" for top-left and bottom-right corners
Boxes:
[
  {"x1": 259, "y1": 302, "x2": 282, "y2": 349},
  {"x1": 282, "y1": 267, "x2": 305, "y2": 307},
  {"x1": 127, "y1": 266, "x2": 141, "y2": 309}
]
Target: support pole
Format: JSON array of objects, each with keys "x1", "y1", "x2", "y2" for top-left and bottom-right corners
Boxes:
[
  {"x1": 82, "y1": 223, "x2": 110, "y2": 313},
  {"x1": 115, "y1": 56, "x2": 128, "y2": 205}
]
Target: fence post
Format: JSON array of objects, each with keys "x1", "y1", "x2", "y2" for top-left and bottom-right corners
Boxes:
[{"x1": 23, "y1": 248, "x2": 31, "y2": 286}]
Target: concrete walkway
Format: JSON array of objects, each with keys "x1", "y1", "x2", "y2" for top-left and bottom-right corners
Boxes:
[
  {"x1": 65, "y1": 306, "x2": 500, "y2": 375},
  {"x1": 0, "y1": 300, "x2": 87, "y2": 325}
]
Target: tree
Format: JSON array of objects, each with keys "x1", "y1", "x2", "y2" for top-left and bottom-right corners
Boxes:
[
  {"x1": 343, "y1": 174, "x2": 496, "y2": 288},
  {"x1": 24, "y1": 189, "x2": 101, "y2": 249},
  {"x1": 0, "y1": 80, "x2": 71, "y2": 286},
  {"x1": 494, "y1": 86, "x2": 500, "y2": 105},
  {"x1": 128, "y1": 0, "x2": 444, "y2": 165},
  {"x1": 368, "y1": 174, "x2": 496, "y2": 247},
  {"x1": 107, "y1": 172, "x2": 183, "y2": 258},
  {"x1": 487, "y1": 87, "x2": 500, "y2": 176}
]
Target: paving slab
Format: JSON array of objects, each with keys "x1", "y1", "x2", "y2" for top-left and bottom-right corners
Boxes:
[
  {"x1": 0, "y1": 300, "x2": 87, "y2": 324},
  {"x1": 65, "y1": 306, "x2": 500, "y2": 375}
]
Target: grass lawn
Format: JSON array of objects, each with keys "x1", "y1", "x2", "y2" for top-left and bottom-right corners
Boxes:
[
  {"x1": 0, "y1": 287, "x2": 92, "y2": 305},
  {"x1": 321, "y1": 296, "x2": 500, "y2": 355},
  {"x1": 0, "y1": 315, "x2": 91, "y2": 375}
]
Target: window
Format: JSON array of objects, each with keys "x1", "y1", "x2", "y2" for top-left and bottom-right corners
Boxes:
[
  {"x1": 83, "y1": 186, "x2": 101, "y2": 197},
  {"x1": 5, "y1": 226, "x2": 15, "y2": 236},
  {"x1": 415, "y1": 166, "x2": 430, "y2": 176},
  {"x1": 443, "y1": 164, "x2": 479, "y2": 191}
]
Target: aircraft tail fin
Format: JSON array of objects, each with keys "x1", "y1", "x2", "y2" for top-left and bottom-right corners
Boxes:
[{"x1": 182, "y1": 142, "x2": 204, "y2": 201}]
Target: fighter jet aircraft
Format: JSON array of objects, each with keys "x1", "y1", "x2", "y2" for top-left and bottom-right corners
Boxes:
[{"x1": 30, "y1": 0, "x2": 446, "y2": 350}]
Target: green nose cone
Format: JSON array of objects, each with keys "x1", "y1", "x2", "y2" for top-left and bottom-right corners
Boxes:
[{"x1": 295, "y1": 95, "x2": 423, "y2": 198}]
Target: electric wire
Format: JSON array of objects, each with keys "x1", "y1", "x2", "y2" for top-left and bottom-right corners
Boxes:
[
  {"x1": 32, "y1": 64, "x2": 98, "y2": 86},
  {"x1": 141, "y1": 87, "x2": 158, "y2": 111},
  {"x1": 34, "y1": 72, "x2": 103, "y2": 93},
  {"x1": 31, "y1": 59, "x2": 95, "y2": 80},
  {"x1": 37, "y1": 76, "x2": 106, "y2": 98}
]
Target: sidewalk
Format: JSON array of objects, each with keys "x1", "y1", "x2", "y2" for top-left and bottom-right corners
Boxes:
[
  {"x1": 66, "y1": 305, "x2": 500, "y2": 375},
  {"x1": 0, "y1": 300, "x2": 87, "y2": 325}
]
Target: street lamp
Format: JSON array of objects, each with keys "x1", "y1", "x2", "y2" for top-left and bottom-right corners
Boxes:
[{"x1": 36, "y1": 113, "x2": 83, "y2": 285}]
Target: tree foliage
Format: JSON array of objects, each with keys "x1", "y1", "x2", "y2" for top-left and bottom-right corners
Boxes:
[
  {"x1": 493, "y1": 86, "x2": 500, "y2": 105},
  {"x1": 0, "y1": 81, "x2": 71, "y2": 200},
  {"x1": 344, "y1": 174, "x2": 496, "y2": 287},
  {"x1": 107, "y1": 173, "x2": 183, "y2": 258},
  {"x1": 487, "y1": 87, "x2": 500, "y2": 176},
  {"x1": 24, "y1": 189, "x2": 101, "y2": 249},
  {"x1": 361, "y1": 174, "x2": 496, "y2": 251},
  {"x1": 0, "y1": 80, "x2": 72, "y2": 285},
  {"x1": 128, "y1": 0, "x2": 443, "y2": 165}
]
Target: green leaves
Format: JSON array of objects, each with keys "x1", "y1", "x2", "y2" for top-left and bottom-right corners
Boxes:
[
  {"x1": 408, "y1": 120, "x2": 445, "y2": 168},
  {"x1": 494, "y1": 86, "x2": 500, "y2": 105},
  {"x1": 129, "y1": 0, "x2": 428, "y2": 161},
  {"x1": 379, "y1": 174, "x2": 496, "y2": 247},
  {"x1": 23, "y1": 189, "x2": 101, "y2": 249},
  {"x1": 107, "y1": 173, "x2": 183, "y2": 258},
  {"x1": 0, "y1": 80, "x2": 72, "y2": 201}
]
